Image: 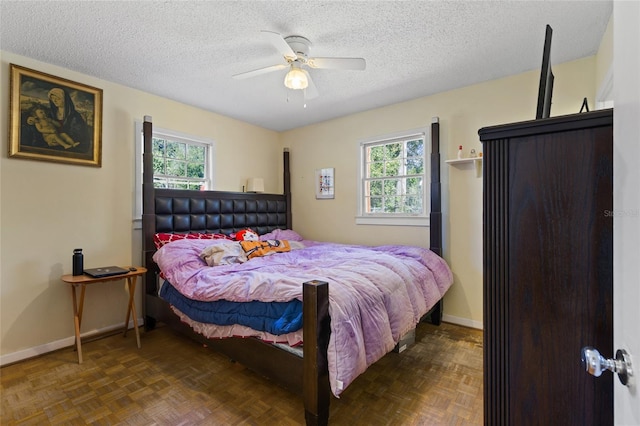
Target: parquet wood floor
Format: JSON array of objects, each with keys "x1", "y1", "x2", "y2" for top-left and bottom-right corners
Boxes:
[{"x1": 1, "y1": 322, "x2": 482, "y2": 425}]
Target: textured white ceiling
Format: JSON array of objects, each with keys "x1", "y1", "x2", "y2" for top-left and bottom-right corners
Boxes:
[{"x1": 0, "y1": 1, "x2": 612, "y2": 131}]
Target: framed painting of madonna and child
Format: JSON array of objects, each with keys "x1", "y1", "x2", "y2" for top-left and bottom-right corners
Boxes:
[{"x1": 8, "y1": 64, "x2": 103, "y2": 167}]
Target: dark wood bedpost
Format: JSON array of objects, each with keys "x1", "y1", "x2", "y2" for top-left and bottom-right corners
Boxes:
[
  {"x1": 429, "y1": 117, "x2": 442, "y2": 256},
  {"x1": 142, "y1": 116, "x2": 157, "y2": 329},
  {"x1": 429, "y1": 117, "x2": 443, "y2": 325},
  {"x1": 303, "y1": 280, "x2": 330, "y2": 426},
  {"x1": 284, "y1": 148, "x2": 292, "y2": 229}
]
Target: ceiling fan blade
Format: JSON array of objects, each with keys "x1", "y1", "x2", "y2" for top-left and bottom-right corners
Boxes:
[
  {"x1": 261, "y1": 30, "x2": 296, "y2": 61},
  {"x1": 304, "y1": 71, "x2": 319, "y2": 99},
  {"x1": 232, "y1": 64, "x2": 288, "y2": 80},
  {"x1": 307, "y1": 57, "x2": 366, "y2": 70}
]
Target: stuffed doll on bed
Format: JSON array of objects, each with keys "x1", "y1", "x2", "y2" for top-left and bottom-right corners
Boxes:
[{"x1": 200, "y1": 228, "x2": 302, "y2": 266}]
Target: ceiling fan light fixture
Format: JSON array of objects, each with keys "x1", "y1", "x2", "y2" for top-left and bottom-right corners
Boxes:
[{"x1": 284, "y1": 64, "x2": 308, "y2": 90}]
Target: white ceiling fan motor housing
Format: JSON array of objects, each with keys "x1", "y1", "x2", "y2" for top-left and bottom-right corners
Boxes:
[{"x1": 284, "y1": 36, "x2": 311, "y2": 62}]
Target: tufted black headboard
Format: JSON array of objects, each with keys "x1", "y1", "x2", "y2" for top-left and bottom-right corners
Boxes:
[{"x1": 153, "y1": 190, "x2": 288, "y2": 235}]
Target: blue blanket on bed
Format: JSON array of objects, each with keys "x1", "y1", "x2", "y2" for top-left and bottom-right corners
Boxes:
[{"x1": 159, "y1": 281, "x2": 303, "y2": 335}]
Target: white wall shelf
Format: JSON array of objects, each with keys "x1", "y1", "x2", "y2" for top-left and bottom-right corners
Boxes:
[
  {"x1": 446, "y1": 157, "x2": 483, "y2": 178},
  {"x1": 445, "y1": 157, "x2": 482, "y2": 165}
]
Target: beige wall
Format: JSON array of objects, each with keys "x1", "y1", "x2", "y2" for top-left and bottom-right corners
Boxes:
[
  {"x1": 596, "y1": 15, "x2": 613, "y2": 96},
  {"x1": 1, "y1": 40, "x2": 610, "y2": 361},
  {"x1": 0, "y1": 51, "x2": 280, "y2": 362},
  {"x1": 282, "y1": 55, "x2": 598, "y2": 328}
]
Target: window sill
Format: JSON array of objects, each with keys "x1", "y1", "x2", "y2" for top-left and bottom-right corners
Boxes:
[{"x1": 355, "y1": 216, "x2": 430, "y2": 227}]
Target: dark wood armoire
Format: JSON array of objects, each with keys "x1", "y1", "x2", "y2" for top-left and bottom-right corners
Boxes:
[{"x1": 479, "y1": 109, "x2": 613, "y2": 425}]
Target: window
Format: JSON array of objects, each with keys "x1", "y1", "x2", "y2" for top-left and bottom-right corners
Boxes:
[
  {"x1": 151, "y1": 136, "x2": 209, "y2": 190},
  {"x1": 134, "y1": 121, "x2": 215, "y2": 221},
  {"x1": 357, "y1": 128, "x2": 429, "y2": 226}
]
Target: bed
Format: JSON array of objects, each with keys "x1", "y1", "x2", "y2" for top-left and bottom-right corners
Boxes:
[{"x1": 141, "y1": 117, "x2": 451, "y2": 425}]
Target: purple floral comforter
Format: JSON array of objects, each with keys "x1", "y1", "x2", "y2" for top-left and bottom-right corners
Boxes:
[{"x1": 153, "y1": 239, "x2": 453, "y2": 396}]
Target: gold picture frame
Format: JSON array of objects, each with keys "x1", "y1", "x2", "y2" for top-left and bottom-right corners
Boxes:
[{"x1": 8, "y1": 64, "x2": 103, "y2": 167}]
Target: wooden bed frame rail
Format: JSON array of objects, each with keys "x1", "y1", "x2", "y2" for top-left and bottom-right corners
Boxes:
[{"x1": 141, "y1": 116, "x2": 443, "y2": 425}]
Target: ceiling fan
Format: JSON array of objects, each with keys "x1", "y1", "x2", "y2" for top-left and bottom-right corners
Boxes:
[{"x1": 232, "y1": 31, "x2": 366, "y2": 99}]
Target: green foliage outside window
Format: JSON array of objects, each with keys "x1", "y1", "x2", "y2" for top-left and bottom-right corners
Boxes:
[
  {"x1": 363, "y1": 137, "x2": 425, "y2": 215},
  {"x1": 152, "y1": 137, "x2": 208, "y2": 190}
]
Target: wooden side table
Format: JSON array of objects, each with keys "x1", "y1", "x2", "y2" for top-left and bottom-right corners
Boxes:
[{"x1": 61, "y1": 267, "x2": 147, "y2": 364}]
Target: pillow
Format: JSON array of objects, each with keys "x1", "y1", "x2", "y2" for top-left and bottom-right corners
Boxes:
[
  {"x1": 154, "y1": 232, "x2": 232, "y2": 249},
  {"x1": 200, "y1": 242, "x2": 247, "y2": 266},
  {"x1": 259, "y1": 229, "x2": 304, "y2": 242}
]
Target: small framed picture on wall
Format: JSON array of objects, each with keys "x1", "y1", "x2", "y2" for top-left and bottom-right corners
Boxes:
[
  {"x1": 8, "y1": 64, "x2": 103, "y2": 167},
  {"x1": 315, "y1": 167, "x2": 335, "y2": 199}
]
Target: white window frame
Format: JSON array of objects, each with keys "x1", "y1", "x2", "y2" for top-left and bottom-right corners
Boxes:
[
  {"x1": 133, "y1": 121, "x2": 215, "y2": 223},
  {"x1": 356, "y1": 127, "x2": 430, "y2": 227}
]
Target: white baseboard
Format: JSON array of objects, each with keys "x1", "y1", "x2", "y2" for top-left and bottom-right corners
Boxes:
[
  {"x1": 2, "y1": 315, "x2": 481, "y2": 366},
  {"x1": 0, "y1": 318, "x2": 144, "y2": 367},
  {"x1": 442, "y1": 314, "x2": 483, "y2": 330}
]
